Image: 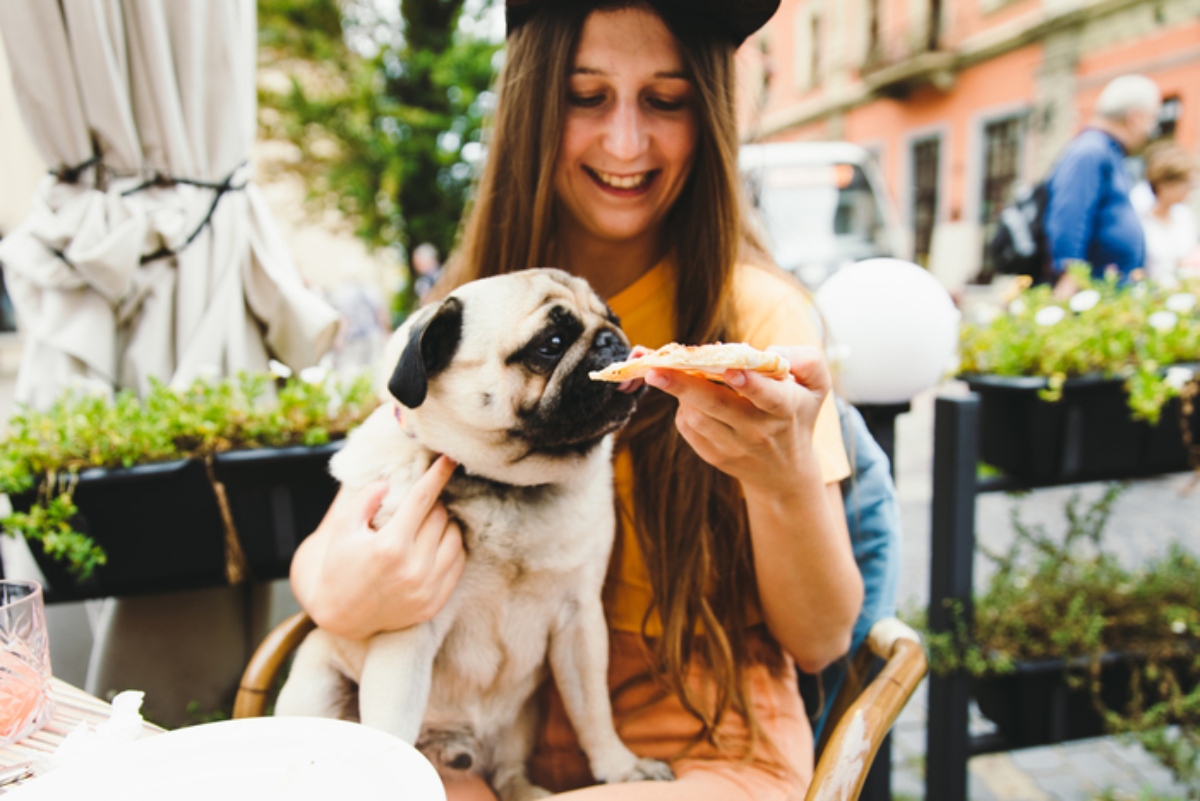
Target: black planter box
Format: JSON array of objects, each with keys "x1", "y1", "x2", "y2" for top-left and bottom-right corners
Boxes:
[
  {"x1": 963, "y1": 374, "x2": 1199, "y2": 483},
  {"x1": 11, "y1": 459, "x2": 228, "y2": 603},
  {"x1": 973, "y1": 653, "x2": 1199, "y2": 749},
  {"x1": 212, "y1": 442, "x2": 343, "y2": 581}
]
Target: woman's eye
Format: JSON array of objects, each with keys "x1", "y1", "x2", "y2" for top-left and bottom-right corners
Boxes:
[
  {"x1": 647, "y1": 96, "x2": 685, "y2": 112},
  {"x1": 568, "y1": 93, "x2": 605, "y2": 108}
]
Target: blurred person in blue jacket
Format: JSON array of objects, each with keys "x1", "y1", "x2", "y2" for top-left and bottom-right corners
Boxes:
[{"x1": 1045, "y1": 74, "x2": 1161, "y2": 289}]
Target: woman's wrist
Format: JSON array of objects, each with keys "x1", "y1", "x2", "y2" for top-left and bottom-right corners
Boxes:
[{"x1": 739, "y1": 446, "x2": 823, "y2": 508}]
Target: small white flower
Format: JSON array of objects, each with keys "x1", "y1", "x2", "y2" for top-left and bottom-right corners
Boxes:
[
  {"x1": 1149, "y1": 310, "x2": 1179, "y2": 332},
  {"x1": 1166, "y1": 366, "x2": 1196, "y2": 391},
  {"x1": 300, "y1": 365, "x2": 329, "y2": 385},
  {"x1": 1171, "y1": 619, "x2": 1188, "y2": 635},
  {"x1": 1035, "y1": 306, "x2": 1066, "y2": 326},
  {"x1": 1014, "y1": 576, "x2": 1029, "y2": 590},
  {"x1": 974, "y1": 305, "x2": 1001, "y2": 326},
  {"x1": 1068, "y1": 289, "x2": 1101, "y2": 313},
  {"x1": 1166, "y1": 292, "x2": 1197, "y2": 314},
  {"x1": 1008, "y1": 299, "x2": 1028, "y2": 316},
  {"x1": 68, "y1": 375, "x2": 113, "y2": 399},
  {"x1": 268, "y1": 359, "x2": 293, "y2": 379},
  {"x1": 326, "y1": 390, "x2": 344, "y2": 420}
]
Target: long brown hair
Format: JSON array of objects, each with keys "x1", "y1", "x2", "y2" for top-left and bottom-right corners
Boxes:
[{"x1": 442, "y1": 0, "x2": 779, "y2": 755}]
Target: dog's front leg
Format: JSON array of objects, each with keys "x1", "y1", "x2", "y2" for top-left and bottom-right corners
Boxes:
[
  {"x1": 358, "y1": 625, "x2": 439, "y2": 743},
  {"x1": 549, "y1": 597, "x2": 674, "y2": 784}
]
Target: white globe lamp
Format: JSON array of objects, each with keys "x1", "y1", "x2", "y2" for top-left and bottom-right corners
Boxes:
[{"x1": 813, "y1": 258, "x2": 960, "y2": 405}]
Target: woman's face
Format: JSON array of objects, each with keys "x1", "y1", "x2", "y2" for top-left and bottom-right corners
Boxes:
[{"x1": 553, "y1": 7, "x2": 698, "y2": 251}]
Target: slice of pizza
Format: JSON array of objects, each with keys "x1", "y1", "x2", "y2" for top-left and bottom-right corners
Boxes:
[{"x1": 589, "y1": 342, "x2": 791, "y2": 383}]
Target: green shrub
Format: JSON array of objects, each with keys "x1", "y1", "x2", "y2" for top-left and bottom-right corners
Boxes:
[
  {"x1": 0, "y1": 370, "x2": 378, "y2": 579},
  {"x1": 959, "y1": 266, "x2": 1200, "y2": 423}
]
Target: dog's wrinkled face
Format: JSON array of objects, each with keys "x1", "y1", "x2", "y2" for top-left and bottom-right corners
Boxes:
[{"x1": 382, "y1": 268, "x2": 640, "y2": 486}]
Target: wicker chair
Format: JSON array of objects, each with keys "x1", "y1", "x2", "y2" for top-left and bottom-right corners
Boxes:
[{"x1": 233, "y1": 612, "x2": 924, "y2": 801}]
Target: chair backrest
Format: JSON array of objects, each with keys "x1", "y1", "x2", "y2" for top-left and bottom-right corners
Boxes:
[
  {"x1": 232, "y1": 610, "x2": 315, "y2": 719},
  {"x1": 805, "y1": 618, "x2": 927, "y2": 801}
]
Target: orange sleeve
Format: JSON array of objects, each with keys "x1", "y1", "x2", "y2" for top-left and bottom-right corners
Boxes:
[{"x1": 732, "y1": 265, "x2": 851, "y2": 485}]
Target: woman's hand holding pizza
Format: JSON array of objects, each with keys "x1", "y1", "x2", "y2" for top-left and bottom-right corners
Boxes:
[{"x1": 641, "y1": 344, "x2": 831, "y2": 494}]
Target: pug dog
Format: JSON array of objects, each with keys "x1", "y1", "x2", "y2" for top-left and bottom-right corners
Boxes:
[{"x1": 275, "y1": 268, "x2": 672, "y2": 800}]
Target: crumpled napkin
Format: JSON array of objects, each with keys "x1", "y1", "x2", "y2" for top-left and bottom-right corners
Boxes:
[{"x1": 37, "y1": 690, "x2": 148, "y2": 774}]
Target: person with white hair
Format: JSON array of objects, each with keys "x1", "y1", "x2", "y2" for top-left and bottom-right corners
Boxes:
[
  {"x1": 411, "y1": 242, "x2": 443, "y2": 304},
  {"x1": 1044, "y1": 73, "x2": 1162, "y2": 285}
]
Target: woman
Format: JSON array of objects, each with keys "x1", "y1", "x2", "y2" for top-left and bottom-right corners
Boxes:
[
  {"x1": 291, "y1": 2, "x2": 863, "y2": 798},
  {"x1": 1139, "y1": 143, "x2": 1198, "y2": 281}
]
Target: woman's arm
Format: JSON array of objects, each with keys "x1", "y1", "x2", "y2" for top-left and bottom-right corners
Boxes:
[
  {"x1": 743, "y1": 475, "x2": 860, "y2": 674},
  {"x1": 290, "y1": 454, "x2": 467, "y2": 640},
  {"x1": 643, "y1": 347, "x2": 863, "y2": 673}
]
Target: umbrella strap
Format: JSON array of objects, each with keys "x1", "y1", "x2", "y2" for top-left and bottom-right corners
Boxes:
[
  {"x1": 124, "y1": 162, "x2": 250, "y2": 265},
  {"x1": 203, "y1": 455, "x2": 249, "y2": 586},
  {"x1": 44, "y1": 161, "x2": 249, "y2": 269},
  {"x1": 53, "y1": 153, "x2": 102, "y2": 185}
]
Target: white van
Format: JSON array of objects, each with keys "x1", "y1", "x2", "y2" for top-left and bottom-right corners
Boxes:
[{"x1": 739, "y1": 141, "x2": 909, "y2": 288}]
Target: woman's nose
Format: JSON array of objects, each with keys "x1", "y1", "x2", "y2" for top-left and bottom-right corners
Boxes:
[{"x1": 603, "y1": 101, "x2": 647, "y2": 161}]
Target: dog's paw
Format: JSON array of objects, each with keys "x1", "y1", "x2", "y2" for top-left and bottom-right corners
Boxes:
[
  {"x1": 623, "y1": 757, "x2": 675, "y2": 782},
  {"x1": 593, "y1": 753, "x2": 674, "y2": 784},
  {"x1": 495, "y1": 776, "x2": 553, "y2": 801}
]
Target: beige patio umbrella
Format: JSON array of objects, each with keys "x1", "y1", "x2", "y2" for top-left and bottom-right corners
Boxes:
[
  {"x1": 0, "y1": 0, "x2": 338, "y2": 408},
  {"x1": 0, "y1": 0, "x2": 340, "y2": 722}
]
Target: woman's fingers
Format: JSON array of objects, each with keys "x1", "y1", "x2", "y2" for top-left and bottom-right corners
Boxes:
[
  {"x1": 644, "y1": 348, "x2": 834, "y2": 486},
  {"x1": 347, "y1": 481, "x2": 389, "y2": 531},
  {"x1": 773, "y1": 345, "x2": 831, "y2": 398},
  {"x1": 405, "y1": 454, "x2": 459, "y2": 521},
  {"x1": 292, "y1": 455, "x2": 468, "y2": 639}
]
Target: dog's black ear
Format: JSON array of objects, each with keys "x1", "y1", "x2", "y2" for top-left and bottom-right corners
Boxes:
[{"x1": 389, "y1": 297, "x2": 464, "y2": 409}]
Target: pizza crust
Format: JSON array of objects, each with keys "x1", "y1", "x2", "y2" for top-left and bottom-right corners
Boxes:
[{"x1": 589, "y1": 342, "x2": 791, "y2": 383}]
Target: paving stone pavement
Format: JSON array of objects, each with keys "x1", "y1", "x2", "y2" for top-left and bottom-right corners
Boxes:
[{"x1": 886, "y1": 383, "x2": 1200, "y2": 800}]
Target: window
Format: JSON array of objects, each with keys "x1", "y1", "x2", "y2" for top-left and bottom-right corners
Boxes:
[
  {"x1": 811, "y1": 13, "x2": 822, "y2": 88},
  {"x1": 980, "y1": 116, "x2": 1024, "y2": 274},
  {"x1": 1158, "y1": 94, "x2": 1182, "y2": 140},
  {"x1": 927, "y1": 0, "x2": 942, "y2": 51},
  {"x1": 794, "y1": 7, "x2": 822, "y2": 90},
  {"x1": 911, "y1": 137, "x2": 941, "y2": 267},
  {"x1": 866, "y1": 0, "x2": 881, "y2": 60}
]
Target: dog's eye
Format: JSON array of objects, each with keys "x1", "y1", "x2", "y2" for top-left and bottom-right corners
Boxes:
[{"x1": 537, "y1": 334, "x2": 566, "y2": 359}]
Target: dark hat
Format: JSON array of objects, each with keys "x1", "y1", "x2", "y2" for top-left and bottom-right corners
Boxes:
[{"x1": 505, "y1": 0, "x2": 781, "y2": 46}]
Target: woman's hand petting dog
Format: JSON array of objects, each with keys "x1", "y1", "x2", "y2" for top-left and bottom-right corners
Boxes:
[
  {"x1": 642, "y1": 344, "x2": 831, "y2": 497},
  {"x1": 290, "y1": 455, "x2": 466, "y2": 641}
]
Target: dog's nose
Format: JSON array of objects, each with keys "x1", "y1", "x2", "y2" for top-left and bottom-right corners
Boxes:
[{"x1": 592, "y1": 329, "x2": 628, "y2": 361}]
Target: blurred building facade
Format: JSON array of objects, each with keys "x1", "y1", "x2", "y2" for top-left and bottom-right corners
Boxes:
[{"x1": 739, "y1": 0, "x2": 1200, "y2": 277}]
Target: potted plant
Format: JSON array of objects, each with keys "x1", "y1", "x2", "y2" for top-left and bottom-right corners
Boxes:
[
  {"x1": 914, "y1": 485, "x2": 1200, "y2": 789},
  {"x1": 958, "y1": 265, "x2": 1200, "y2": 482},
  {"x1": 0, "y1": 368, "x2": 377, "y2": 601}
]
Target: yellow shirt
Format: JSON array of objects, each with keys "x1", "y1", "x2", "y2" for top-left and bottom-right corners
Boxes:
[{"x1": 604, "y1": 259, "x2": 852, "y2": 635}]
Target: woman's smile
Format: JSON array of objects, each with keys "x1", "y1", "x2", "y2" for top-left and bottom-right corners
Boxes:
[{"x1": 585, "y1": 167, "x2": 659, "y2": 193}]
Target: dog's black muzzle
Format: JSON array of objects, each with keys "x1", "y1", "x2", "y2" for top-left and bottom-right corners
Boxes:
[{"x1": 514, "y1": 328, "x2": 643, "y2": 457}]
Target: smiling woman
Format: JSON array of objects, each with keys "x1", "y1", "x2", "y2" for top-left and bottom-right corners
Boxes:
[{"x1": 289, "y1": 2, "x2": 864, "y2": 800}]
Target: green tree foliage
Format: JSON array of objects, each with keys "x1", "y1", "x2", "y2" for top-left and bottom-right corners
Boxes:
[{"x1": 257, "y1": 0, "x2": 499, "y2": 313}]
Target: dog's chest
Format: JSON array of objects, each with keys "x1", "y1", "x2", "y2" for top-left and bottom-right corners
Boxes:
[{"x1": 441, "y1": 473, "x2": 599, "y2": 572}]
